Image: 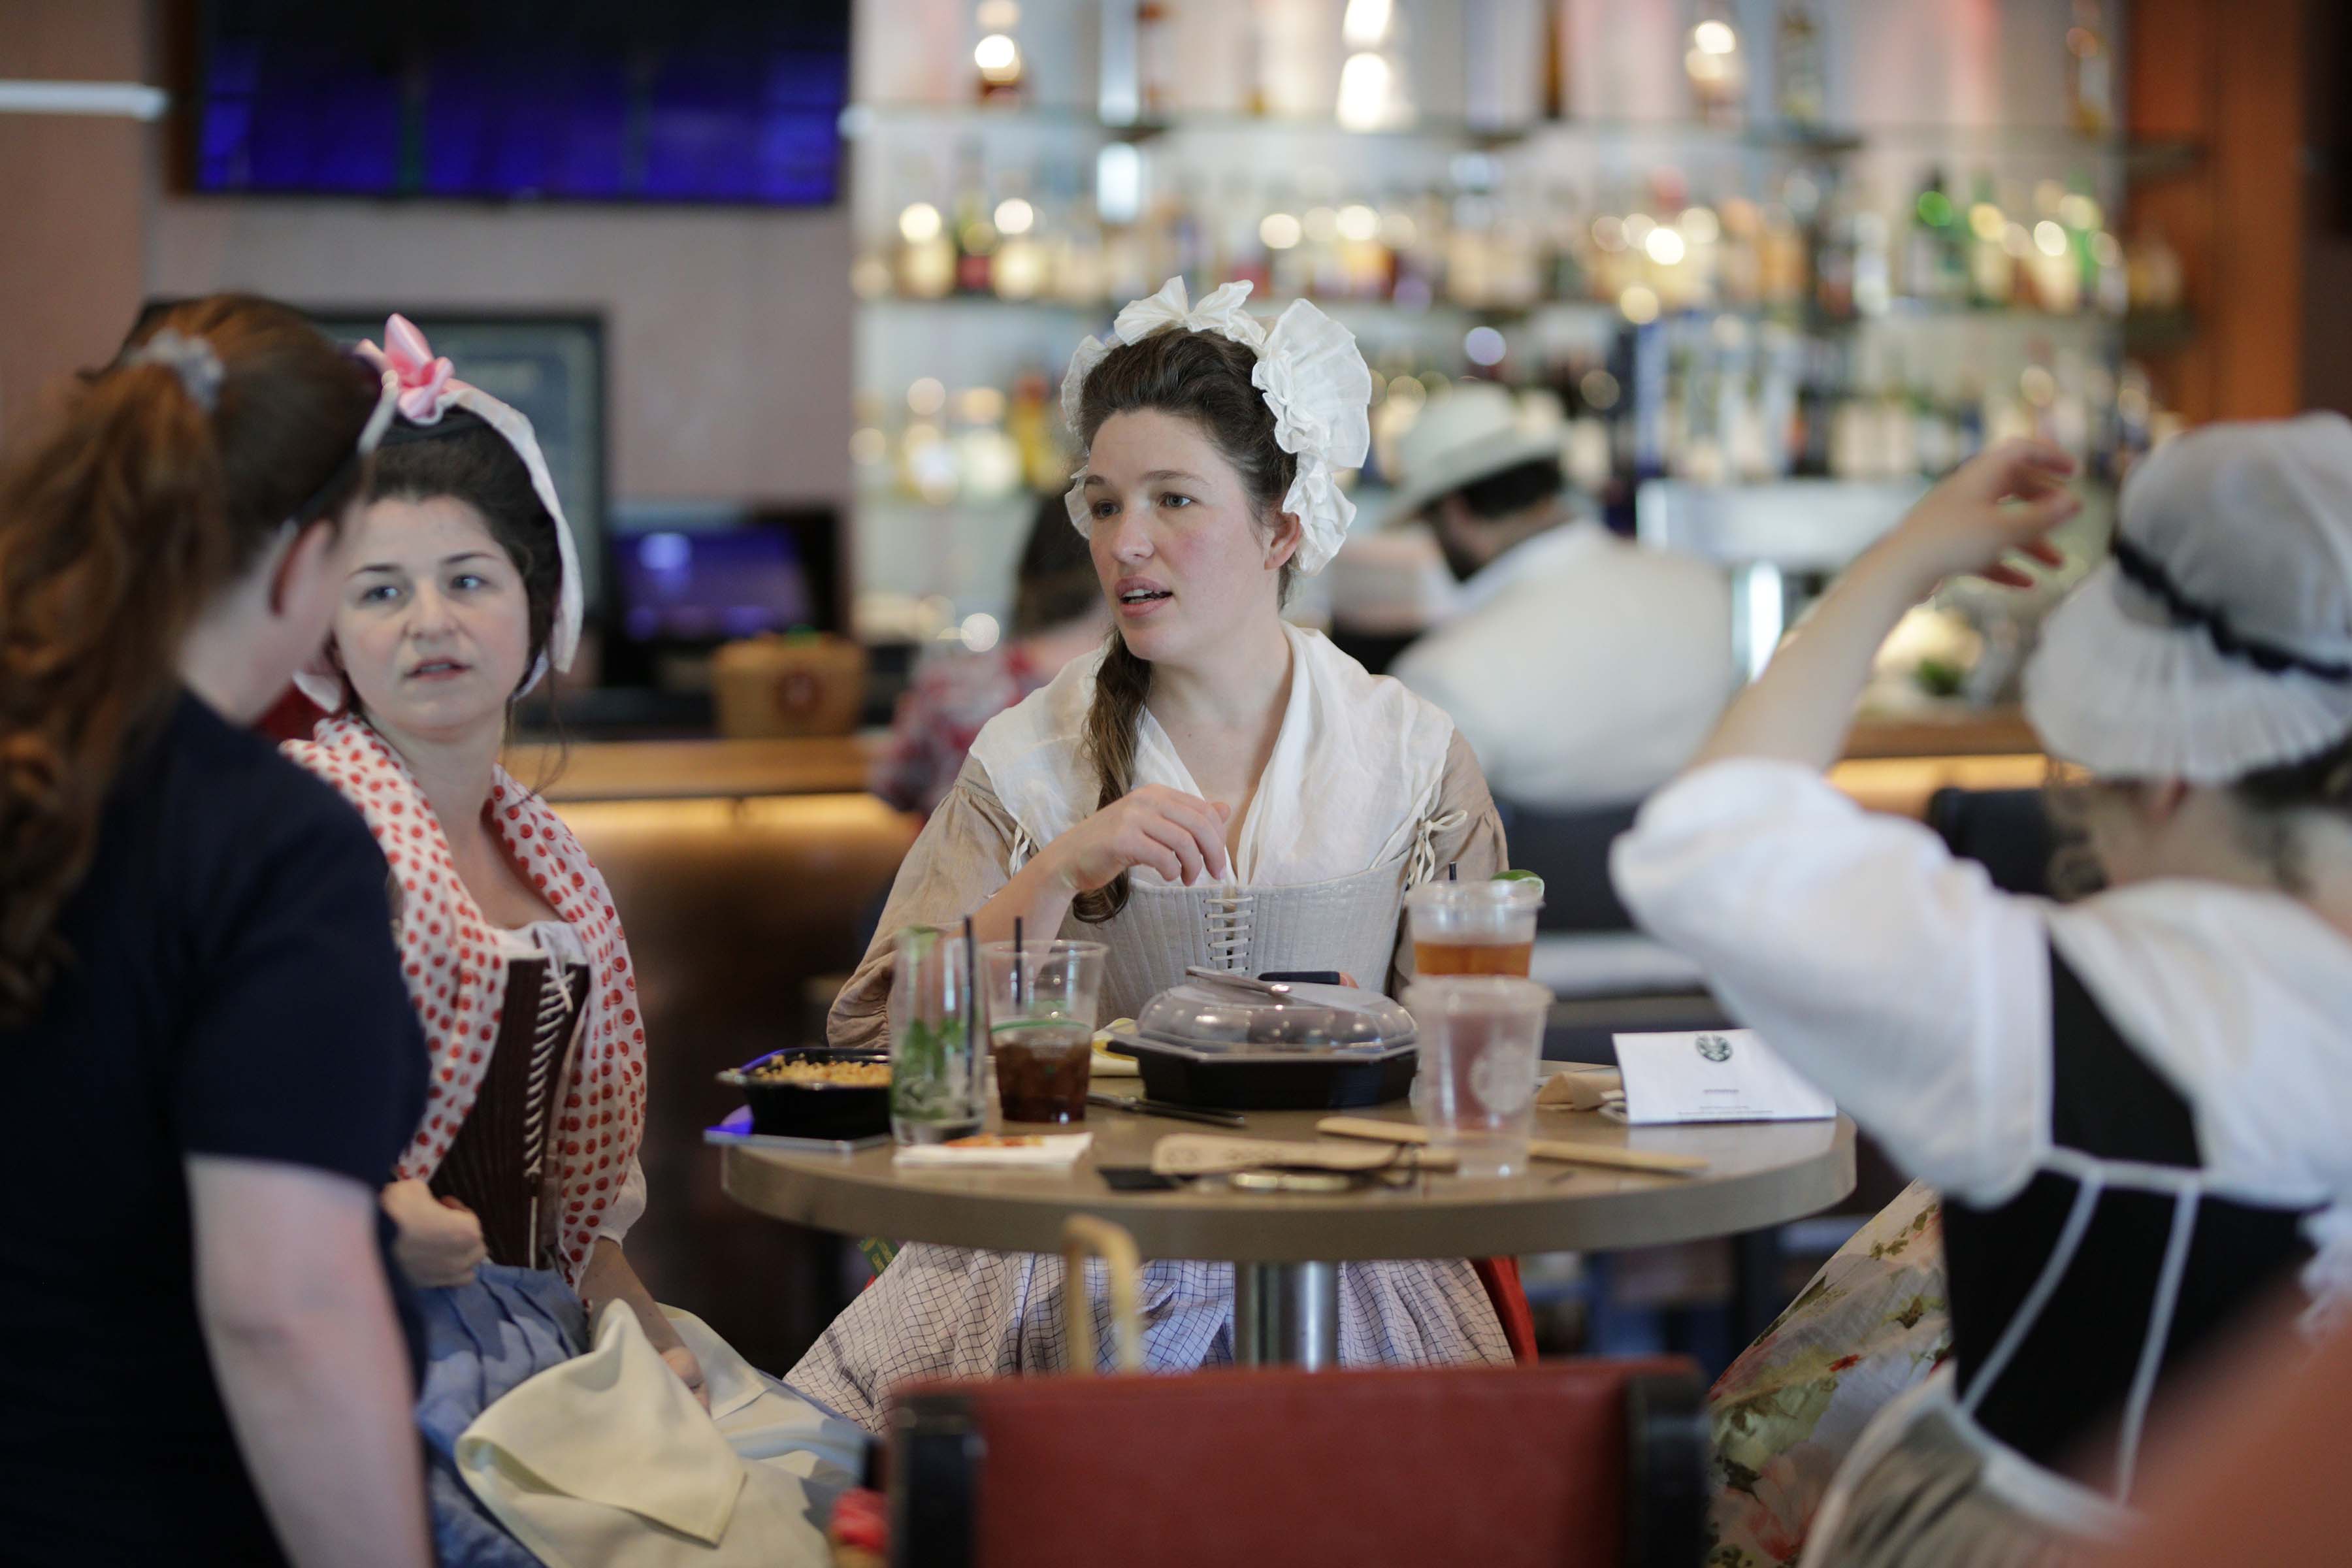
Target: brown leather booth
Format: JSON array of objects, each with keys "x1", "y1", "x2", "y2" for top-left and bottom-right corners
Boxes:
[{"x1": 551, "y1": 785, "x2": 913, "y2": 1371}]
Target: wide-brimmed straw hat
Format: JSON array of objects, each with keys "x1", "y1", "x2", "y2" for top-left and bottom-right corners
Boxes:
[
  {"x1": 2023, "y1": 412, "x2": 2352, "y2": 783},
  {"x1": 1379, "y1": 382, "x2": 1566, "y2": 528}
]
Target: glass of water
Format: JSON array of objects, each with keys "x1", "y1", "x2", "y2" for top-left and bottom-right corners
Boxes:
[
  {"x1": 888, "y1": 926, "x2": 983, "y2": 1145},
  {"x1": 1403, "y1": 975, "x2": 1552, "y2": 1177}
]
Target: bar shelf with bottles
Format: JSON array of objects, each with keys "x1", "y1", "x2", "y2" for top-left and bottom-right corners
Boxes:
[
  {"x1": 851, "y1": 152, "x2": 2191, "y2": 485},
  {"x1": 847, "y1": 0, "x2": 2185, "y2": 639}
]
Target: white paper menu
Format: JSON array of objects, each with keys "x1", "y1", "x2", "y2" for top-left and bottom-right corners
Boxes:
[{"x1": 1612, "y1": 1030, "x2": 1837, "y2": 1125}]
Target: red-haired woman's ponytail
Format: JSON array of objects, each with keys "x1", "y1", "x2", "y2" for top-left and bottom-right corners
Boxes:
[{"x1": 0, "y1": 295, "x2": 380, "y2": 1026}]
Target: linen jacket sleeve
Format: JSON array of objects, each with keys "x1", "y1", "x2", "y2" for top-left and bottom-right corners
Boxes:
[
  {"x1": 1609, "y1": 759, "x2": 2054, "y2": 1204},
  {"x1": 1386, "y1": 730, "x2": 1511, "y2": 996},
  {"x1": 826, "y1": 757, "x2": 1024, "y2": 1051}
]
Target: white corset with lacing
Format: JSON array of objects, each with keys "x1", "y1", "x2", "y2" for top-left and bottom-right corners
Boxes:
[{"x1": 1011, "y1": 809, "x2": 1462, "y2": 1019}]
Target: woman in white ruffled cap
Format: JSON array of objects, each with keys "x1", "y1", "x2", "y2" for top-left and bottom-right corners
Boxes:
[
  {"x1": 1613, "y1": 421, "x2": 2352, "y2": 1567},
  {"x1": 793, "y1": 280, "x2": 1519, "y2": 1425}
]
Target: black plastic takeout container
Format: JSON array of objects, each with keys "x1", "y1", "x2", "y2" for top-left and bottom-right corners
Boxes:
[
  {"x1": 1103, "y1": 977, "x2": 1422, "y2": 1111},
  {"x1": 1109, "y1": 1034, "x2": 1419, "y2": 1111},
  {"x1": 718, "y1": 1048, "x2": 892, "y2": 1139}
]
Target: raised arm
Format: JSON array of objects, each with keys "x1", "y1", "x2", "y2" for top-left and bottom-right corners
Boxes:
[
  {"x1": 1612, "y1": 442, "x2": 2085, "y2": 1203},
  {"x1": 1688, "y1": 439, "x2": 2080, "y2": 774}
]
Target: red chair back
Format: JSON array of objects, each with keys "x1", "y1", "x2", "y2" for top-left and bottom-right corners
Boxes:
[{"x1": 887, "y1": 1356, "x2": 1705, "y2": 1568}]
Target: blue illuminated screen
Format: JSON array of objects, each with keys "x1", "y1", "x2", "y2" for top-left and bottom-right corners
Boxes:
[
  {"x1": 191, "y1": 2, "x2": 848, "y2": 205},
  {"x1": 614, "y1": 526, "x2": 817, "y2": 644}
]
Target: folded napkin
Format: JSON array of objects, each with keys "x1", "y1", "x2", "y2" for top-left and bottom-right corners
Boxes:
[
  {"x1": 1150, "y1": 1134, "x2": 1435, "y2": 1177},
  {"x1": 1092, "y1": 1021, "x2": 1141, "y2": 1077},
  {"x1": 1537, "y1": 1064, "x2": 1624, "y2": 1112},
  {"x1": 456, "y1": 1301, "x2": 831, "y2": 1567},
  {"x1": 892, "y1": 1132, "x2": 1093, "y2": 1169}
]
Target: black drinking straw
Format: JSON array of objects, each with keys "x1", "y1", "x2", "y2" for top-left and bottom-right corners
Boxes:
[
  {"x1": 962, "y1": 915, "x2": 979, "y2": 1047},
  {"x1": 1013, "y1": 915, "x2": 1026, "y2": 1006}
]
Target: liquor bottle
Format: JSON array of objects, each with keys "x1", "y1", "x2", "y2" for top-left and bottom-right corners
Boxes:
[
  {"x1": 990, "y1": 174, "x2": 1048, "y2": 301},
  {"x1": 2059, "y1": 176, "x2": 2104, "y2": 304},
  {"x1": 1810, "y1": 179, "x2": 1856, "y2": 322},
  {"x1": 1135, "y1": 1, "x2": 1172, "y2": 120},
  {"x1": 1716, "y1": 195, "x2": 1763, "y2": 308},
  {"x1": 1219, "y1": 175, "x2": 1272, "y2": 295},
  {"x1": 1851, "y1": 197, "x2": 1892, "y2": 317},
  {"x1": 1263, "y1": 185, "x2": 1314, "y2": 300},
  {"x1": 1686, "y1": 3, "x2": 1746, "y2": 126},
  {"x1": 1966, "y1": 173, "x2": 2014, "y2": 309},
  {"x1": 1489, "y1": 172, "x2": 1544, "y2": 310},
  {"x1": 1906, "y1": 167, "x2": 1962, "y2": 305},
  {"x1": 1051, "y1": 189, "x2": 1107, "y2": 306},
  {"x1": 1335, "y1": 191, "x2": 1396, "y2": 301},
  {"x1": 1446, "y1": 163, "x2": 1499, "y2": 309},
  {"x1": 1007, "y1": 368, "x2": 1064, "y2": 492},
  {"x1": 894, "y1": 157, "x2": 956, "y2": 301},
  {"x1": 951, "y1": 144, "x2": 996, "y2": 297},
  {"x1": 974, "y1": 28, "x2": 1025, "y2": 103},
  {"x1": 1776, "y1": 0, "x2": 1825, "y2": 128},
  {"x1": 1541, "y1": 0, "x2": 1569, "y2": 122},
  {"x1": 2023, "y1": 180, "x2": 2080, "y2": 314},
  {"x1": 1239, "y1": 3, "x2": 1268, "y2": 118},
  {"x1": 2066, "y1": 1, "x2": 2114, "y2": 138},
  {"x1": 1758, "y1": 198, "x2": 1807, "y2": 311},
  {"x1": 1158, "y1": 176, "x2": 1211, "y2": 288},
  {"x1": 1913, "y1": 380, "x2": 1961, "y2": 476},
  {"x1": 1388, "y1": 189, "x2": 1445, "y2": 308}
]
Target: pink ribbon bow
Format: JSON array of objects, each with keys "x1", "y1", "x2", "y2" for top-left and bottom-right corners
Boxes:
[{"x1": 362, "y1": 313, "x2": 455, "y2": 423}]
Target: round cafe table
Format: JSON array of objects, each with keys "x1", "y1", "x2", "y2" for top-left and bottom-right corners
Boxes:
[{"x1": 722, "y1": 1082, "x2": 1854, "y2": 1369}]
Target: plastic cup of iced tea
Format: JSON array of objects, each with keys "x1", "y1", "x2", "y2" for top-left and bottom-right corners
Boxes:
[
  {"x1": 981, "y1": 939, "x2": 1107, "y2": 1125},
  {"x1": 1405, "y1": 877, "x2": 1544, "y2": 978}
]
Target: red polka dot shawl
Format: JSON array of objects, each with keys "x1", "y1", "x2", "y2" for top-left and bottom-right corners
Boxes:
[{"x1": 286, "y1": 715, "x2": 647, "y2": 1281}]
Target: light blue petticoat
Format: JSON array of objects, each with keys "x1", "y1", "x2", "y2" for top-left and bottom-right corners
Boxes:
[{"x1": 414, "y1": 1264, "x2": 587, "y2": 1568}]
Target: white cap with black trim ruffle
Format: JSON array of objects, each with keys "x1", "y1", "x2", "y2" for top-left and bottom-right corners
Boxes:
[{"x1": 2024, "y1": 412, "x2": 2352, "y2": 784}]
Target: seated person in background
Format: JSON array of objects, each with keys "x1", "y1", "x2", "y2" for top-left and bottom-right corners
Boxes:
[
  {"x1": 872, "y1": 491, "x2": 1111, "y2": 817},
  {"x1": 792, "y1": 279, "x2": 1515, "y2": 1432},
  {"x1": 286, "y1": 318, "x2": 858, "y2": 1564},
  {"x1": 1614, "y1": 423, "x2": 2352, "y2": 1567},
  {"x1": 0, "y1": 297, "x2": 429, "y2": 1567},
  {"x1": 1389, "y1": 383, "x2": 1739, "y2": 811}
]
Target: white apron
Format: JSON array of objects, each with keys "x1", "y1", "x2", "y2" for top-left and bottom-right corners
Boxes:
[{"x1": 1799, "y1": 1147, "x2": 2208, "y2": 1568}]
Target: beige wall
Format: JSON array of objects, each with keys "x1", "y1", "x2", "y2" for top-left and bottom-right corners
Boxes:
[
  {"x1": 148, "y1": 198, "x2": 855, "y2": 506},
  {"x1": 1, "y1": 0, "x2": 853, "y2": 507},
  {"x1": 0, "y1": 0, "x2": 152, "y2": 446}
]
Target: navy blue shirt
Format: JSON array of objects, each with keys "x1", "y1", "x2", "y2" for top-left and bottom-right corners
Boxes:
[{"x1": 0, "y1": 692, "x2": 427, "y2": 1564}]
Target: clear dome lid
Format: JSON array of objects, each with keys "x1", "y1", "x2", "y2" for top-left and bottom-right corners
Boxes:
[{"x1": 1134, "y1": 977, "x2": 1418, "y2": 1054}]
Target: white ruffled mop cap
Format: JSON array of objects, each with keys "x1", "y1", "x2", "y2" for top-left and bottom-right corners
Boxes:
[
  {"x1": 2023, "y1": 412, "x2": 2352, "y2": 783},
  {"x1": 1059, "y1": 277, "x2": 1372, "y2": 575}
]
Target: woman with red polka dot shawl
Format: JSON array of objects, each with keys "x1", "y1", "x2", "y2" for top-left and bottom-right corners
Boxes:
[{"x1": 280, "y1": 319, "x2": 682, "y2": 1403}]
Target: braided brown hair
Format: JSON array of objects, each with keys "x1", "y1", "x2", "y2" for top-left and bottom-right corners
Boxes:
[
  {"x1": 0, "y1": 295, "x2": 382, "y2": 1025},
  {"x1": 1070, "y1": 328, "x2": 1298, "y2": 923}
]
